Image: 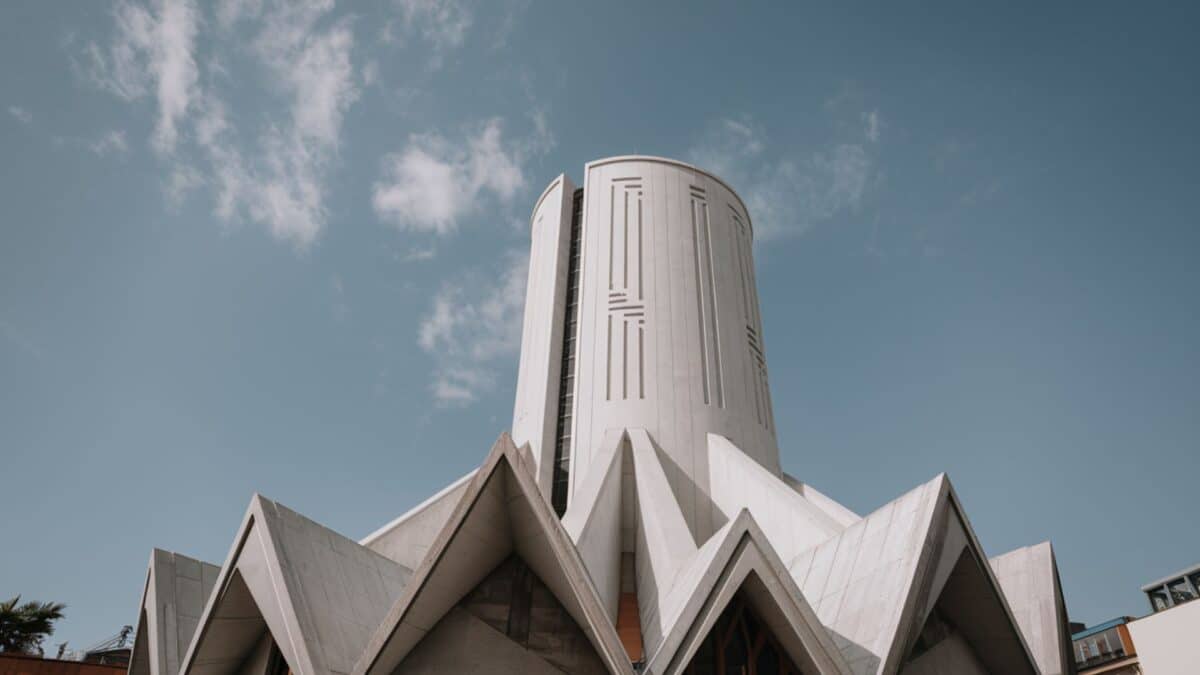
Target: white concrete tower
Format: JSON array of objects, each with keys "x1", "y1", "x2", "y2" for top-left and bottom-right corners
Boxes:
[{"x1": 513, "y1": 156, "x2": 778, "y2": 538}]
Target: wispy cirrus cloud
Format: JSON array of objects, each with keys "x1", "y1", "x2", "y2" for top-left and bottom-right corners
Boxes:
[
  {"x1": 372, "y1": 114, "x2": 552, "y2": 236},
  {"x1": 90, "y1": 130, "x2": 130, "y2": 156},
  {"x1": 85, "y1": 0, "x2": 199, "y2": 154},
  {"x1": 395, "y1": 0, "x2": 472, "y2": 50},
  {"x1": 51, "y1": 129, "x2": 131, "y2": 157},
  {"x1": 417, "y1": 249, "x2": 528, "y2": 405},
  {"x1": 84, "y1": 0, "x2": 360, "y2": 248},
  {"x1": 8, "y1": 106, "x2": 33, "y2": 125},
  {"x1": 689, "y1": 106, "x2": 883, "y2": 241}
]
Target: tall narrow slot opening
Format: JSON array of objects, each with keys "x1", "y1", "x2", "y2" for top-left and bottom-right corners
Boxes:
[{"x1": 551, "y1": 187, "x2": 584, "y2": 516}]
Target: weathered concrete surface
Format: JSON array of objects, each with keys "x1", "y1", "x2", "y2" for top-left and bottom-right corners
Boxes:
[
  {"x1": 787, "y1": 474, "x2": 1040, "y2": 675},
  {"x1": 708, "y1": 433, "x2": 846, "y2": 565},
  {"x1": 180, "y1": 495, "x2": 410, "y2": 675},
  {"x1": 394, "y1": 608, "x2": 569, "y2": 675},
  {"x1": 646, "y1": 510, "x2": 851, "y2": 675},
  {"x1": 359, "y1": 470, "x2": 475, "y2": 570},
  {"x1": 899, "y1": 633, "x2": 988, "y2": 675},
  {"x1": 989, "y1": 542, "x2": 1074, "y2": 675},
  {"x1": 354, "y1": 434, "x2": 632, "y2": 675},
  {"x1": 511, "y1": 174, "x2": 576, "y2": 498},
  {"x1": 129, "y1": 550, "x2": 220, "y2": 675},
  {"x1": 781, "y1": 472, "x2": 861, "y2": 528}
]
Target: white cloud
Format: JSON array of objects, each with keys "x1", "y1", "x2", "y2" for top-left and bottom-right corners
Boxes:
[
  {"x1": 418, "y1": 250, "x2": 528, "y2": 405},
  {"x1": 253, "y1": 3, "x2": 358, "y2": 147},
  {"x1": 8, "y1": 106, "x2": 32, "y2": 125},
  {"x1": 362, "y1": 59, "x2": 379, "y2": 86},
  {"x1": 87, "y1": 0, "x2": 359, "y2": 248},
  {"x1": 89, "y1": 130, "x2": 130, "y2": 156},
  {"x1": 863, "y1": 110, "x2": 883, "y2": 143},
  {"x1": 88, "y1": 0, "x2": 199, "y2": 154},
  {"x1": 373, "y1": 118, "x2": 543, "y2": 235},
  {"x1": 402, "y1": 246, "x2": 437, "y2": 262},
  {"x1": 395, "y1": 0, "x2": 472, "y2": 50},
  {"x1": 165, "y1": 163, "x2": 204, "y2": 205},
  {"x1": 215, "y1": 0, "x2": 263, "y2": 29},
  {"x1": 689, "y1": 110, "x2": 881, "y2": 240}
]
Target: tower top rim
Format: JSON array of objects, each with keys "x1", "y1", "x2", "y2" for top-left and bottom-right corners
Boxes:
[
  {"x1": 586, "y1": 156, "x2": 753, "y2": 235},
  {"x1": 529, "y1": 156, "x2": 755, "y2": 237}
]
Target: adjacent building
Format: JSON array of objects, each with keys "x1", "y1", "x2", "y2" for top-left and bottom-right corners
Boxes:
[
  {"x1": 125, "y1": 157, "x2": 1075, "y2": 675},
  {"x1": 1071, "y1": 617, "x2": 1139, "y2": 674},
  {"x1": 1124, "y1": 563, "x2": 1200, "y2": 675}
]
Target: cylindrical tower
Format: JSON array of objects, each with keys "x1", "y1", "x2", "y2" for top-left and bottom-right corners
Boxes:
[{"x1": 513, "y1": 157, "x2": 777, "y2": 538}]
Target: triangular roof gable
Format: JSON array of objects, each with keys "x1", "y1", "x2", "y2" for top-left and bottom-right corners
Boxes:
[
  {"x1": 788, "y1": 474, "x2": 1040, "y2": 674},
  {"x1": 178, "y1": 496, "x2": 410, "y2": 675},
  {"x1": 353, "y1": 433, "x2": 631, "y2": 675},
  {"x1": 989, "y1": 541, "x2": 1074, "y2": 675},
  {"x1": 648, "y1": 510, "x2": 851, "y2": 675},
  {"x1": 128, "y1": 549, "x2": 219, "y2": 675}
]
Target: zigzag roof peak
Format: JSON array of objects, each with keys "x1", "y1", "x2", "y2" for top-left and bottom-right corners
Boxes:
[
  {"x1": 354, "y1": 433, "x2": 632, "y2": 675},
  {"x1": 177, "y1": 494, "x2": 410, "y2": 675}
]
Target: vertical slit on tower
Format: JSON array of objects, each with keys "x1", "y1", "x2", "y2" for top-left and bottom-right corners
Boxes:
[
  {"x1": 606, "y1": 314, "x2": 613, "y2": 401},
  {"x1": 637, "y1": 197, "x2": 644, "y2": 301},
  {"x1": 691, "y1": 199, "x2": 710, "y2": 405},
  {"x1": 638, "y1": 325, "x2": 645, "y2": 399},
  {"x1": 623, "y1": 319, "x2": 629, "y2": 399},
  {"x1": 623, "y1": 190, "x2": 629, "y2": 290},
  {"x1": 702, "y1": 203, "x2": 724, "y2": 408},
  {"x1": 608, "y1": 185, "x2": 614, "y2": 290},
  {"x1": 551, "y1": 188, "x2": 584, "y2": 517}
]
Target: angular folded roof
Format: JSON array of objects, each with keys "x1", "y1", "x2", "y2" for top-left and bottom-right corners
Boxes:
[
  {"x1": 129, "y1": 549, "x2": 220, "y2": 675},
  {"x1": 353, "y1": 433, "x2": 632, "y2": 675},
  {"x1": 178, "y1": 495, "x2": 410, "y2": 675}
]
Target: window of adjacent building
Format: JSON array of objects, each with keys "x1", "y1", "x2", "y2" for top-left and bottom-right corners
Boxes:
[
  {"x1": 1148, "y1": 587, "x2": 1170, "y2": 612},
  {"x1": 1168, "y1": 577, "x2": 1198, "y2": 605}
]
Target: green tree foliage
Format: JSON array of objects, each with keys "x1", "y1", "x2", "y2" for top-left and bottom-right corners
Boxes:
[{"x1": 0, "y1": 596, "x2": 66, "y2": 655}]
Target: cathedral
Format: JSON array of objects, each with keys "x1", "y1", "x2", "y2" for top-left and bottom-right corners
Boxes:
[{"x1": 126, "y1": 157, "x2": 1074, "y2": 675}]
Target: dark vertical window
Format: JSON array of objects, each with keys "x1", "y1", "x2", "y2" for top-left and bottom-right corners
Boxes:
[{"x1": 551, "y1": 188, "x2": 584, "y2": 517}]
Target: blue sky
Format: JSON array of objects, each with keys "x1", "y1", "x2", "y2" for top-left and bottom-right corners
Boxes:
[{"x1": 2, "y1": 0, "x2": 1198, "y2": 652}]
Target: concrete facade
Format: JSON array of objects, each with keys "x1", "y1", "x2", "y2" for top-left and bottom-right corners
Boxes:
[
  {"x1": 126, "y1": 156, "x2": 1073, "y2": 675},
  {"x1": 128, "y1": 550, "x2": 219, "y2": 675},
  {"x1": 512, "y1": 174, "x2": 576, "y2": 496},
  {"x1": 989, "y1": 543, "x2": 1074, "y2": 675}
]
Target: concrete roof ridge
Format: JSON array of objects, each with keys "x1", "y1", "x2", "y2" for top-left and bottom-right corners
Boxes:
[
  {"x1": 129, "y1": 548, "x2": 222, "y2": 675},
  {"x1": 779, "y1": 472, "x2": 861, "y2": 527},
  {"x1": 353, "y1": 432, "x2": 632, "y2": 675},
  {"x1": 645, "y1": 507, "x2": 851, "y2": 675},
  {"x1": 706, "y1": 433, "x2": 845, "y2": 565},
  {"x1": 177, "y1": 491, "x2": 411, "y2": 675},
  {"x1": 359, "y1": 469, "x2": 477, "y2": 547}
]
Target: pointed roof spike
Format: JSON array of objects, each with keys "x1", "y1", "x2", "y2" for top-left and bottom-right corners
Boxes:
[
  {"x1": 128, "y1": 549, "x2": 220, "y2": 675},
  {"x1": 645, "y1": 509, "x2": 852, "y2": 675},
  {"x1": 177, "y1": 494, "x2": 411, "y2": 675},
  {"x1": 990, "y1": 541, "x2": 1075, "y2": 675},
  {"x1": 359, "y1": 469, "x2": 477, "y2": 571},
  {"x1": 353, "y1": 433, "x2": 632, "y2": 675},
  {"x1": 787, "y1": 473, "x2": 1041, "y2": 674}
]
